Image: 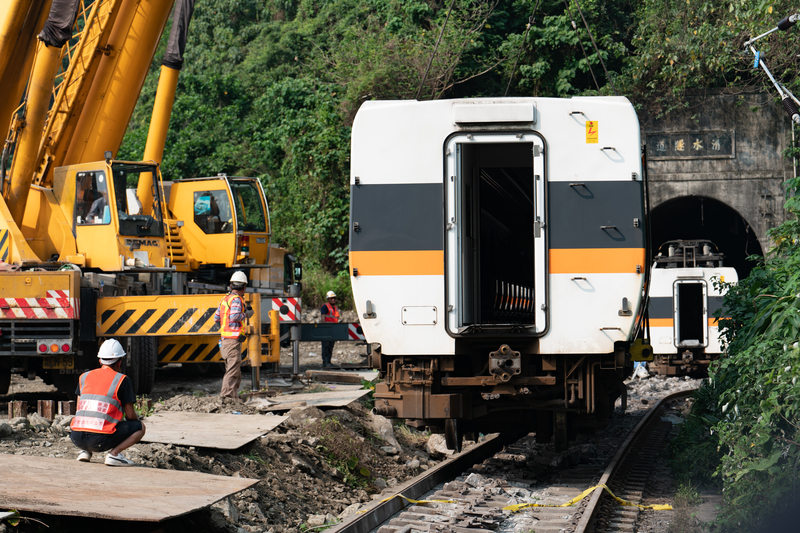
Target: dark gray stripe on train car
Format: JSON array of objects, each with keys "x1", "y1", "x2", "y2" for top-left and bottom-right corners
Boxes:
[
  {"x1": 650, "y1": 295, "x2": 725, "y2": 319},
  {"x1": 649, "y1": 296, "x2": 673, "y2": 319},
  {"x1": 548, "y1": 181, "x2": 645, "y2": 249},
  {"x1": 350, "y1": 183, "x2": 443, "y2": 252},
  {"x1": 708, "y1": 296, "x2": 725, "y2": 315}
]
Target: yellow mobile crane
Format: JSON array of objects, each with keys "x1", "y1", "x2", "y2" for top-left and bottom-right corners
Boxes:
[{"x1": 0, "y1": 0, "x2": 286, "y2": 396}]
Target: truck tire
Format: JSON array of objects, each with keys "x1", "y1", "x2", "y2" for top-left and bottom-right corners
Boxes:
[
  {"x1": 131, "y1": 337, "x2": 158, "y2": 395},
  {"x1": 51, "y1": 371, "x2": 79, "y2": 400},
  {"x1": 0, "y1": 369, "x2": 10, "y2": 395}
]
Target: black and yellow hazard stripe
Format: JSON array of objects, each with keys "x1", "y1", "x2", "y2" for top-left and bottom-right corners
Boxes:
[
  {"x1": 158, "y1": 335, "x2": 257, "y2": 364},
  {"x1": 96, "y1": 295, "x2": 226, "y2": 336},
  {"x1": 0, "y1": 230, "x2": 9, "y2": 263},
  {"x1": 158, "y1": 336, "x2": 222, "y2": 363}
]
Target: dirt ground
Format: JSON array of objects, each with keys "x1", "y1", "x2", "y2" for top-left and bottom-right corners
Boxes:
[
  {"x1": 0, "y1": 318, "x2": 703, "y2": 533},
  {"x1": 0, "y1": 310, "x2": 441, "y2": 533}
]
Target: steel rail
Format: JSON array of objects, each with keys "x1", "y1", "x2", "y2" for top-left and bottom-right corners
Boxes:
[
  {"x1": 328, "y1": 431, "x2": 521, "y2": 533},
  {"x1": 574, "y1": 387, "x2": 697, "y2": 532}
]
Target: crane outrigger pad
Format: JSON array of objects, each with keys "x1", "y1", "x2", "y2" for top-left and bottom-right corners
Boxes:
[
  {"x1": 0, "y1": 454, "x2": 257, "y2": 522},
  {"x1": 140, "y1": 411, "x2": 287, "y2": 449}
]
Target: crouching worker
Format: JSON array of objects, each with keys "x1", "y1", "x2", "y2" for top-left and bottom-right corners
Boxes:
[{"x1": 70, "y1": 339, "x2": 146, "y2": 466}]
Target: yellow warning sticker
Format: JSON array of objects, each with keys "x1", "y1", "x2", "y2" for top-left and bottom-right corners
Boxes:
[{"x1": 586, "y1": 121, "x2": 599, "y2": 143}]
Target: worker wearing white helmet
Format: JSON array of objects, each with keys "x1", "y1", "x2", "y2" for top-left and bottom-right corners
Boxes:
[
  {"x1": 70, "y1": 339, "x2": 146, "y2": 466},
  {"x1": 213, "y1": 271, "x2": 253, "y2": 399},
  {"x1": 319, "y1": 290, "x2": 340, "y2": 368}
]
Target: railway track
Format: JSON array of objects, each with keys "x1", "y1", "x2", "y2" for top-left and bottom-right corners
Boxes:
[{"x1": 331, "y1": 389, "x2": 695, "y2": 533}]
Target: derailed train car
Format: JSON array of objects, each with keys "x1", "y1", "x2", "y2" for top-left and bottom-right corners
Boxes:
[
  {"x1": 648, "y1": 240, "x2": 737, "y2": 376},
  {"x1": 349, "y1": 97, "x2": 648, "y2": 449}
]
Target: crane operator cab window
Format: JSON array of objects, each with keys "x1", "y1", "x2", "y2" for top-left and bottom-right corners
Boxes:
[
  {"x1": 194, "y1": 190, "x2": 233, "y2": 234},
  {"x1": 76, "y1": 171, "x2": 110, "y2": 225},
  {"x1": 231, "y1": 181, "x2": 266, "y2": 232},
  {"x1": 112, "y1": 163, "x2": 164, "y2": 238}
]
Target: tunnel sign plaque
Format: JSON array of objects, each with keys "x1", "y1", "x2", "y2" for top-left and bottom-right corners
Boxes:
[{"x1": 646, "y1": 131, "x2": 734, "y2": 160}]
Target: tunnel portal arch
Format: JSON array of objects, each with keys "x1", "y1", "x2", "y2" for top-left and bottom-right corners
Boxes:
[{"x1": 650, "y1": 196, "x2": 763, "y2": 279}]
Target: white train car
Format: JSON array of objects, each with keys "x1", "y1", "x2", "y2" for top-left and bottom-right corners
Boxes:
[
  {"x1": 648, "y1": 240, "x2": 737, "y2": 376},
  {"x1": 349, "y1": 97, "x2": 648, "y2": 449}
]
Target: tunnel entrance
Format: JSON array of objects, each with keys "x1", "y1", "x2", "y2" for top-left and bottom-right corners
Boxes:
[{"x1": 650, "y1": 196, "x2": 762, "y2": 279}]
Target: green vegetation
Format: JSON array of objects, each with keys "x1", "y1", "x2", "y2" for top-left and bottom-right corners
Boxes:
[
  {"x1": 310, "y1": 417, "x2": 373, "y2": 488},
  {"x1": 670, "y1": 189, "x2": 800, "y2": 529},
  {"x1": 134, "y1": 396, "x2": 155, "y2": 418}
]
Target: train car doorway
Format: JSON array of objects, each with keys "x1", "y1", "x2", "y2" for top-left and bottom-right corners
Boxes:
[
  {"x1": 444, "y1": 134, "x2": 547, "y2": 336},
  {"x1": 674, "y1": 280, "x2": 708, "y2": 348}
]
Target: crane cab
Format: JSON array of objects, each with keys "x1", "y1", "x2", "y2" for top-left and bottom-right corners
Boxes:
[
  {"x1": 53, "y1": 160, "x2": 170, "y2": 271},
  {"x1": 164, "y1": 176, "x2": 271, "y2": 277}
]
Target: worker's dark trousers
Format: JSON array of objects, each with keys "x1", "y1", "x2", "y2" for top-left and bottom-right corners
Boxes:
[{"x1": 321, "y1": 340, "x2": 335, "y2": 366}]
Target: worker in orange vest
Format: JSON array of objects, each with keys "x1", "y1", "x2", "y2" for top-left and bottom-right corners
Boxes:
[
  {"x1": 320, "y1": 290, "x2": 340, "y2": 368},
  {"x1": 70, "y1": 339, "x2": 146, "y2": 466},
  {"x1": 214, "y1": 271, "x2": 253, "y2": 398}
]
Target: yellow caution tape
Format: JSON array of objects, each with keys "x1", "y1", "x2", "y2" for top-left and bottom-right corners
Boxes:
[
  {"x1": 503, "y1": 484, "x2": 672, "y2": 512},
  {"x1": 356, "y1": 493, "x2": 457, "y2": 513}
]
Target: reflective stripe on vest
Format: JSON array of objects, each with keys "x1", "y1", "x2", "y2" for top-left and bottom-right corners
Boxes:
[
  {"x1": 220, "y1": 293, "x2": 244, "y2": 339},
  {"x1": 323, "y1": 303, "x2": 340, "y2": 323},
  {"x1": 70, "y1": 367, "x2": 125, "y2": 434}
]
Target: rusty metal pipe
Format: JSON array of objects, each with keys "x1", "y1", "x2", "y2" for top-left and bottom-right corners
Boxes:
[{"x1": 372, "y1": 405, "x2": 397, "y2": 417}]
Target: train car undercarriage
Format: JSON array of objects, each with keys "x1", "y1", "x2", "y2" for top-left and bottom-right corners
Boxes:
[{"x1": 370, "y1": 343, "x2": 630, "y2": 451}]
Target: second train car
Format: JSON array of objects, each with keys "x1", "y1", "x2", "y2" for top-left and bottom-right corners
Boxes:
[
  {"x1": 648, "y1": 240, "x2": 737, "y2": 376},
  {"x1": 349, "y1": 97, "x2": 648, "y2": 450}
]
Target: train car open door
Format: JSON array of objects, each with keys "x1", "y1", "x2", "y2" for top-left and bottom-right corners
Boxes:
[
  {"x1": 674, "y1": 279, "x2": 709, "y2": 349},
  {"x1": 444, "y1": 133, "x2": 547, "y2": 336}
]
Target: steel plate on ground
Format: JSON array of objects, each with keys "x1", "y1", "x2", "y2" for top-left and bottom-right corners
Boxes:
[
  {"x1": 0, "y1": 454, "x2": 257, "y2": 522},
  {"x1": 246, "y1": 388, "x2": 372, "y2": 412},
  {"x1": 141, "y1": 412, "x2": 287, "y2": 449}
]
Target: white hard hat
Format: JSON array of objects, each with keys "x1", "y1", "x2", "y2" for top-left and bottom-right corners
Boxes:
[
  {"x1": 230, "y1": 271, "x2": 248, "y2": 285},
  {"x1": 326, "y1": 291, "x2": 337, "y2": 299},
  {"x1": 98, "y1": 339, "x2": 126, "y2": 363}
]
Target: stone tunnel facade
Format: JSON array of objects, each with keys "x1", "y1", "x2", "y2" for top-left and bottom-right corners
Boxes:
[{"x1": 641, "y1": 91, "x2": 795, "y2": 272}]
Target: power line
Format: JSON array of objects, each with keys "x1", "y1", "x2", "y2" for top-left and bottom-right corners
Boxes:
[
  {"x1": 562, "y1": 0, "x2": 599, "y2": 91},
  {"x1": 571, "y1": 0, "x2": 617, "y2": 93},
  {"x1": 416, "y1": 0, "x2": 457, "y2": 100},
  {"x1": 504, "y1": 0, "x2": 541, "y2": 97}
]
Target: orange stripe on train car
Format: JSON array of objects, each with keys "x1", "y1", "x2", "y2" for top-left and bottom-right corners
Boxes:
[
  {"x1": 649, "y1": 318, "x2": 726, "y2": 328},
  {"x1": 649, "y1": 318, "x2": 673, "y2": 328},
  {"x1": 549, "y1": 248, "x2": 645, "y2": 274},
  {"x1": 349, "y1": 250, "x2": 444, "y2": 276}
]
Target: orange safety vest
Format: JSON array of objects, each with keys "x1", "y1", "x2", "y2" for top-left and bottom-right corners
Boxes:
[
  {"x1": 220, "y1": 292, "x2": 245, "y2": 339},
  {"x1": 70, "y1": 366, "x2": 125, "y2": 434},
  {"x1": 323, "y1": 303, "x2": 340, "y2": 323}
]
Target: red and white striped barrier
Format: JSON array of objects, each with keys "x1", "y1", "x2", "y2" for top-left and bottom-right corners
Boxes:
[
  {"x1": 272, "y1": 297, "x2": 301, "y2": 322},
  {"x1": 348, "y1": 323, "x2": 365, "y2": 341},
  {"x1": 0, "y1": 290, "x2": 76, "y2": 319}
]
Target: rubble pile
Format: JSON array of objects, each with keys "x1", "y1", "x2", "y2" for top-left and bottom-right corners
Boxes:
[{"x1": 0, "y1": 391, "x2": 437, "y2": 532}]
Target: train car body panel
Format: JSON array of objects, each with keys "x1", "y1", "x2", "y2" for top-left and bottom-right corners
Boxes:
[
  {"x1": 648, "y1": 240, "x2": 737, "y2": 375},
  {"x1": 350, "y1": 97, "x2": 646, "y2": 449}
]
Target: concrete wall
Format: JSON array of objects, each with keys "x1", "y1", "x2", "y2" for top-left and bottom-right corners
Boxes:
[{"x1": 642, "y1": 91, "x2": 795, "y2": 253}]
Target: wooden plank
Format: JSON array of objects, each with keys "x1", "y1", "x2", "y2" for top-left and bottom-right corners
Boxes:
[
  {"x1": 141, "y1": 412, "x2": 287, "y2": 449},
  {"x1": 305, "y1": 369, "x2": 379, "y2": 384},
  {"x1": 0, "y1": 454, "x2": 257, "y2": 522},
  {"x1": 246, "y1": 389, "x2": 371, "y2": 412}
]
